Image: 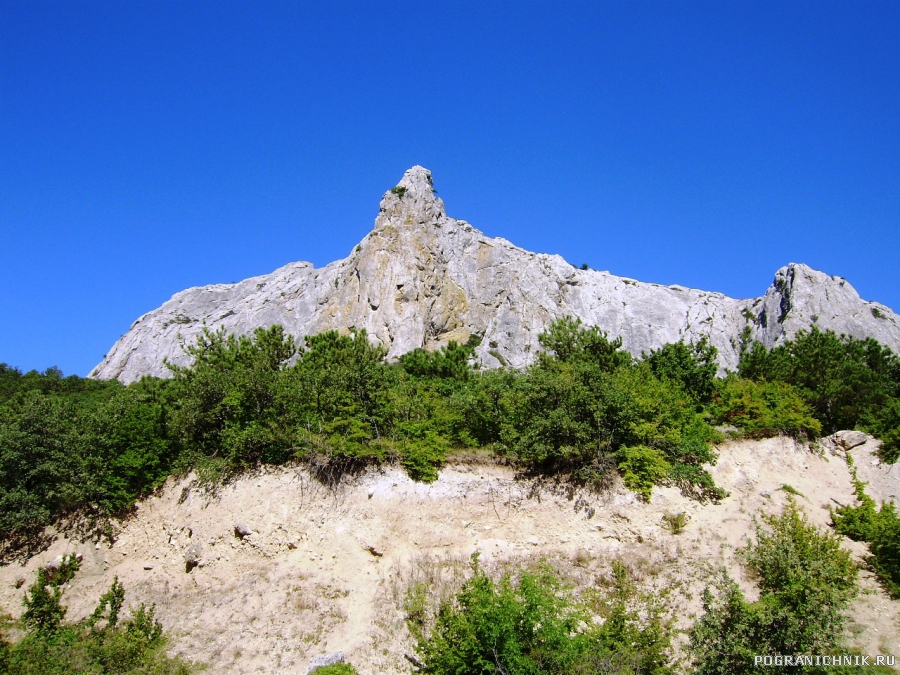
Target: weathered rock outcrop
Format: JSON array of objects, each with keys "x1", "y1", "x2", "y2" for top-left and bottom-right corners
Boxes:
[{"x1": 91, "y1": 166, "x2": 900, "y2": 383}]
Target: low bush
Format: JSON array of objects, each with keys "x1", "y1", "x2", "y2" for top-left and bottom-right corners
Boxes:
[
  {"x1": 501, "y1": 329, "x2": 725, "y2": 501},
  {"x1": 862, "y1": 397, "x2": 900, "y2": 463},
  {"x1": 831, "y1": 473, "x2": 900, "y2": 598},
  {"x1": 618, "y1": 445, "x2": 671, "y2": 501},
  {"x1": 21, "y1": 554, "x2": 80, "y2": 634},
  {"x1": 166, "y1": 324, "x2": 298, "y2": 466},
  {"x1": 536, "y1": 316, "x2": 633, "y2": 372},
  {"x1": 690, "y1": 499, "x2": 857, "y2": 673},
  {"x1": 661, "y1": 512, "x2": 689, "y2": 534},
  {"x1": 312, "y1": 664, "x2": 358, "y2": 675},
  {"x1": 394, "y1": 419, "x2": 449, "y2": 483},
  {"x1": 3, "y1": 565, "x2": 195, "y2": 674},
  {"x1": 412, "y1": 556, "x2": 672, "y2": 675},
  {"x1": 0, "y1": 363, "x2": 120, "y2": 405}
]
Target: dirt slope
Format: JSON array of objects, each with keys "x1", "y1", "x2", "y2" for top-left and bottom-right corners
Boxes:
[{"x1": 1, "y1": 434, "x2": 898, "y2": 673}]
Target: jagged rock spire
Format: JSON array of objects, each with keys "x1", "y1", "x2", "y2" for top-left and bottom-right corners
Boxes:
[{"x1": 375, "y1": 165, "x2": 447, "y2": 228}]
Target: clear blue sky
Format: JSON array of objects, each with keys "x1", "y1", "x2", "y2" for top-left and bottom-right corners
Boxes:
[{"x1": 2, "y1": 2, "x2": 898, "y2": 376}]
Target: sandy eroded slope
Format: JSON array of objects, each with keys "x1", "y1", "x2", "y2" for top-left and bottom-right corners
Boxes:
[{"x1": 1, "y1": 434, "x2": 899, "y2": 673}]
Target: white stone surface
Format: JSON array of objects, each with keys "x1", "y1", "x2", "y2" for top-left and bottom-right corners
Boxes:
[{"x1": 91, "y1": 166, "x2": 900, "y2": 383}]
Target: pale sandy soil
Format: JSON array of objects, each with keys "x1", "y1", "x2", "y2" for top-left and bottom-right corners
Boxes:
[{"x1": 1, "y1": 434, "x2": 898, "y2": 674}]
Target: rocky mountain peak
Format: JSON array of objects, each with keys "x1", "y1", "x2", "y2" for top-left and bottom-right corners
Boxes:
[
  {"x1": 375, "y1": 165, "x2": 447, "y2": 229},
  {"x1": 90, "y1": 167, "x2": 900, "y2": 383},
  {"x1": 754, "y1": 261, "x2": 889, "y2": 345}
]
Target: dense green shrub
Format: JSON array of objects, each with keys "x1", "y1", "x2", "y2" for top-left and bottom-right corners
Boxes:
[
  {"x1": 413, "y1": 556, "x2": 671, "y2": 675},
  {"x1": 499, "y1": 361, "x2": 597, "y2": 464},
  {"x1": 166, "y1": 324, "x2": 297, "y2": 466},
  {"x1": 0, "y1": 393, "x2": 87, "y2": 556},
  {"x1": 690, "y1": 500, "x2": 858, "y2": 673},
  {"x1": 400, "y1": 336, "x2": 481, "y2": 381},
  {"x1": 739, "y1": 328, "x2": 900, "y2": 444},
  {"x1": 709, "y1": 376, "x2": 822, "y2": 440},
  {"x1": 415, "y1": 561, "x2": 591, "y2": 674},
  {"x1": 536, "y1": 316, "x2": 632, "y2": 371},
  {"x1": 398, "y1": 425, "x2": 448, "y2": 483},
  {"x1": 167, "y1": 325, "x2": 397, "y2": 471},
  {"x1": 281, "y1": 328, "x2": 392, "y2": 465},
  {"x1": 831, "y1": 473, "x2": 900, "y2": 598},
  {"x1": 287, "y1": 329, "x2": 389, "y2": 426},
  {"x1": 644, "y1": 337, "x2": 718, "y2": 404},
  {"x1": 601, "y1": 365, "x2": 724, "y2": 500},
  {"x1": 22, "y1": 568, "x2": 70, "y2": 634},
  {"x1": 84, "y1": 385, "x2": 176, "y2": 511},
  {"x1": 444, "y1": 369, "x2": 515, "y2": 447},
  {"x1": 499, "y1": 321, "x2": 725, "y2": 500},
  {"x1": 617, "y1": 445, "x2": 671, "y2": 501},
  {"x1": 0, "y1": 363, "x2": 121, "y2": 406},
  {"x1": 861, "y1": 397, "x2": 900, "y2": 463},
  {"x1": 0, "y1": 380, "x2": 175, "y2": 561}
]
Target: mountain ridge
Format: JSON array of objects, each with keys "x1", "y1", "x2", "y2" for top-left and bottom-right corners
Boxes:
[{"x1": 91, "y1": 166, "x2": 900, "y2": 383}]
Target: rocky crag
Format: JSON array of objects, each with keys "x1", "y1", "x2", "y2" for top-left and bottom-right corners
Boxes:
[{"x1": 91, "y1": 166, "x2": 900, "y2": 383}]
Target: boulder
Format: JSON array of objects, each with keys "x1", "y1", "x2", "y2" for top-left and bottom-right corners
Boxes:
[
  {"x1": 306, "y1": 651, "x2": 345, "y2": 674},
  {"x1": 820, "y1": 430, "x2": 872, "y2": 456},
  {"x1": 833, "y1": 430, "x2": 870, "y2": 450},
  {"x1": 184, "y1": 542, "x2": 202, "y2": 572}
]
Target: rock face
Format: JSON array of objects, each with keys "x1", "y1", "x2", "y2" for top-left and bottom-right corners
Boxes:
[{"x1": 91, "y1": 166, "x2": 900, "y2": 383}]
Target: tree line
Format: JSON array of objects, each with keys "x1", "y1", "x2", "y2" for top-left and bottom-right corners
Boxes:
[{"x1": 1, "y1": 319, "x2": 899, "y2": 562}]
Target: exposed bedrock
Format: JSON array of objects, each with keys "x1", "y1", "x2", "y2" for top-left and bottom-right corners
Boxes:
[{"x1": 91, "y1": 166, "x2": 900, "y2": 383}]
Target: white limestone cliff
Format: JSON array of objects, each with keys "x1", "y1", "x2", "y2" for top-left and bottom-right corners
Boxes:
[{"x1": 91, "y1": 166, "x2": 900, "y2": 383}]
